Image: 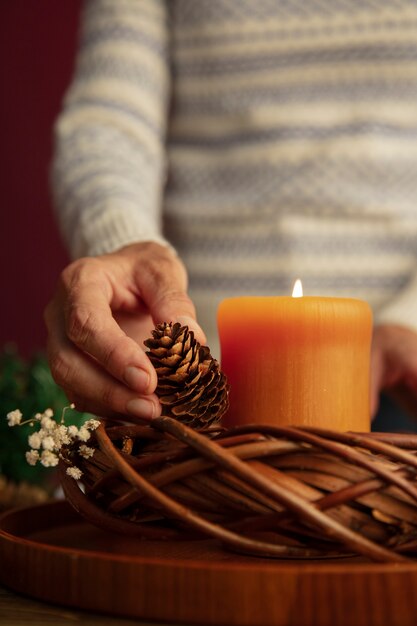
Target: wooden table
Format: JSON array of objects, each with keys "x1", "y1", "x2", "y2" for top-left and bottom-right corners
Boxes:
[
  {"x1": 4, "y1": 501, "x2": 417, "y2": 626},
  {"x1": 0, "y1": 585, "x2": 184, "y2": 626}
]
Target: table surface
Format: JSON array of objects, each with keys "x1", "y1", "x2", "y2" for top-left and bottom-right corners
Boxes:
[{"x1": 0, "y1": 585, "x2": 186, "y2": 626}]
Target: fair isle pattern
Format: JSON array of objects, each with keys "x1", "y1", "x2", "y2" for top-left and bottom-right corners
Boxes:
[{"x1": 53, "y1": 0, "x2": 417, "y2": 352}]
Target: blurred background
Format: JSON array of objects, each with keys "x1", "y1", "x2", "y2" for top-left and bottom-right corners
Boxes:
[
  {"x1": 1, "y1": 1, "x2": 81, "y2": 357},
  {"x1": 0, "y1": 1, "x2": 85, "y2": 506}
]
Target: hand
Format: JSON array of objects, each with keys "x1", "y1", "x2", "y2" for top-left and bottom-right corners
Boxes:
[
  {"x1": 370, "y1": 324, "x2": 417, "y2": 419},
  {"x1": 44, "y1": 242, "x2": 206, "y2": 420}
]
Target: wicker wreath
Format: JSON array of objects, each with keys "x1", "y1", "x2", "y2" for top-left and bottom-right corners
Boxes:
[{"x1": 59, "y1": 416, "x2": 417, "y2": 563}]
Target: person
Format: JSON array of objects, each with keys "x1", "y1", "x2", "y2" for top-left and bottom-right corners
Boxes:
[{"x1": 46, "y1": 0, "x2": 417, "y2": 425}]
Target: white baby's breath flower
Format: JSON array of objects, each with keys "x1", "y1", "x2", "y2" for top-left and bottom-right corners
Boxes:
[
  {"x1": 67, "y1": 425, "x2": 79, "y2": 438},
  {"x1": 79, "y1": 445, "x2": 95, "y2": 459},
  {"x1": 41, "y1": 435, "x2": 56, "y2": 451},
  {"x1": 40, "y1": 450, "x2": 59, "y2": 467},
  {"x1": 40, "y1": 416, "x2": 55, "y2": 431},
  {"x1": 84, "y1": 418, "x2": 100, "y2": 431},
  {"x1": 7, "y1": 409, "x2": 23, "y2": 426},
  {"x1": 26, "y1": 450, "x2": 39, "y2": 466},
  {"x1": 54, "y1": 424, "x2": 71, "y2": 446},
  {"x1": 28, "y1": 432, "x2": 42, "y2": 450},
  {"x1": 66, "y1": 466, "x2": 83, "y2": 480},
  {"x1": 77, "y1": 427, "x2": 91, "y2": 442},
  {"x1": 7, "y1": 403, "x2": 99, "y2": 477}
]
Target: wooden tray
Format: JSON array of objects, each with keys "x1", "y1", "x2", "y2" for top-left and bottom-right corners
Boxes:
[{"x1": 1, "y1": 501, "x2": 417, "y2": 626}]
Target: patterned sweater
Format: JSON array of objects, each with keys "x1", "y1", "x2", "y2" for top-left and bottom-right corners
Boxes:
[{"x1": 52, "y1": 0, "x2": 417, "y2": 354}]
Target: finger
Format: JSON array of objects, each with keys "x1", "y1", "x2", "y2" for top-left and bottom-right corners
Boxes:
[
  {"x1": 62, "y1": 390, "x2": 127, "y2": 421},
  {"x1": 370, "y1": 345, "x2": 385, "y2": 419},
  {"x1": 50, "y1": 267, "x2": 158, "y2": 394},
  {"x1": 137, "y1": 255, "x2": 207, "y2": 345},
  {"x1": 370, "y1": 324, "x2": 417, "y2": 423},
  {"x1": 63, "y1": 390, "x2": 158, "y2": 423},
  {"x1": 175, "y1": 315, "x2": 207, "y2": 346},
  {"x1": 46, "y1": 322, "x2": 161, "y2": 421}
]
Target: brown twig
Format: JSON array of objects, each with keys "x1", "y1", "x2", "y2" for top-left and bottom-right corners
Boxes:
[{"x1": 60, "y1": 418, "x2": 417, "y2": 562}]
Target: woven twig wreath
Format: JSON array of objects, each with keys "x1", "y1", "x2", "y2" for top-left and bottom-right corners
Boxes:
[{"x1": 59, "y1": 416, "x2": 417, "y2": 563}]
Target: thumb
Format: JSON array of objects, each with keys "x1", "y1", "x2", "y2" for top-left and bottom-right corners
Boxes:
[
  {"x1": 139, "y1": 255, "x2": 207, "y2": 345},
  {"x1": 174, "y1": 315, "x2": 207, "y2": 345}
]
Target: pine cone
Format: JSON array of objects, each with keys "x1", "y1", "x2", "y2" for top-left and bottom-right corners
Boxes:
[{"x1": 144, "y1": 322, "x2": 229, "y2": 428}]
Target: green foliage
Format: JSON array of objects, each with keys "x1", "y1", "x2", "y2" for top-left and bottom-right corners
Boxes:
[{"x1": 0, "y1": 346, "x2": 90, "y2": 485}]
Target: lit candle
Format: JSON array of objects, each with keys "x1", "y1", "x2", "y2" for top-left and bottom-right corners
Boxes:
[{"x1": 217, "y1": 282, "x2": 372, "y2": 432}]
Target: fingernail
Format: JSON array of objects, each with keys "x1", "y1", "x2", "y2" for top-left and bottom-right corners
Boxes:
[
  {"x1": 176, "y1": 316, "x2": 207, "y2": 344},
  {"x1": 124, "y1": 367, "x2": 150, "y2": 393},
  {"x1": 126, "y1": 397, "x2": 157, "y2": 419}
]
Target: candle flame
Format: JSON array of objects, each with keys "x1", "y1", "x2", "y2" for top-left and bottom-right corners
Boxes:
[{"x1": 292, "y1": 279, "x2": 303, "y2": 298}]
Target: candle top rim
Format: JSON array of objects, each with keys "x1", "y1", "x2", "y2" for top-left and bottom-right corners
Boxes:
[
  {"x1": 218, "y1": 295, "x2": 371, "y2": 306},
  {"x1": 217, "y1": 296, "x2": 373, "y2": 324}
]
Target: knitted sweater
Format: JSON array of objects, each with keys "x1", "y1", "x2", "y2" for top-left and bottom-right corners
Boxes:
[{"x1": 52, "y1": 0, "x2": 417, "y2": 354}]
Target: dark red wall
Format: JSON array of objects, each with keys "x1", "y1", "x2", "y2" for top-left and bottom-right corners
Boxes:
[{"x1": 0, "y1": 1, "x2": 82, "y2": 356}]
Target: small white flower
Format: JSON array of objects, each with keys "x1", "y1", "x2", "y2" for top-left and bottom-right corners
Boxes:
[
  {"x1": 84, "y1": 419, "x2": 100, "y2": 431},
  {"x1": 54, "y1": 424, "x2": 71, "y2": 446},
  {"x1": 28, "y1": 432, "x2": 42, "y2": 450},
  {"x1": 67, "y1": 425, "x2": 79, "y2": 438},
  {"x1": 66, "y1": 466, "x2": 83, "y2": 480},
  {"x1": 40, "y1": 450, "x2": 59, "y2": 467},
  {"x1": 79, "y1": 445, "x2": 95, "y2": 459},
  {"x1": 7, "y1": 404, "x2": 99, "y2": 476},
  {"x1": 26, "y1": 450, "x2": 39, "y2": 466},
  {"x1": 41, "y1": 435, "x2": 55, "y2": 451},
  {"x1": 77, "y1": 427, "x2": 91, "y2": 442},
  {"x1": 7, "y1": 409, "x2": 23, "y2": 426},
  {"x1": 40, "y1": 416, "x2": 55, "y2": 431}
]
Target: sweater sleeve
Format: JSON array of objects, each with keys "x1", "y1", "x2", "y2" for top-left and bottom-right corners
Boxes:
[{"x1": 51, "y1": 0, "x2": 171, "y2": 259}]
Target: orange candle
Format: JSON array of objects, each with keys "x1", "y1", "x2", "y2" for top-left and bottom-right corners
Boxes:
[{"x1": 217, "y1": 286, "x2": 372, "y2": 432}]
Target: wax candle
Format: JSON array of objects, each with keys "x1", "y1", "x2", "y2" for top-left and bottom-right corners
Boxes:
[{"x1": 217, "y1": 285, "x2": 372, "y2": 432}]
